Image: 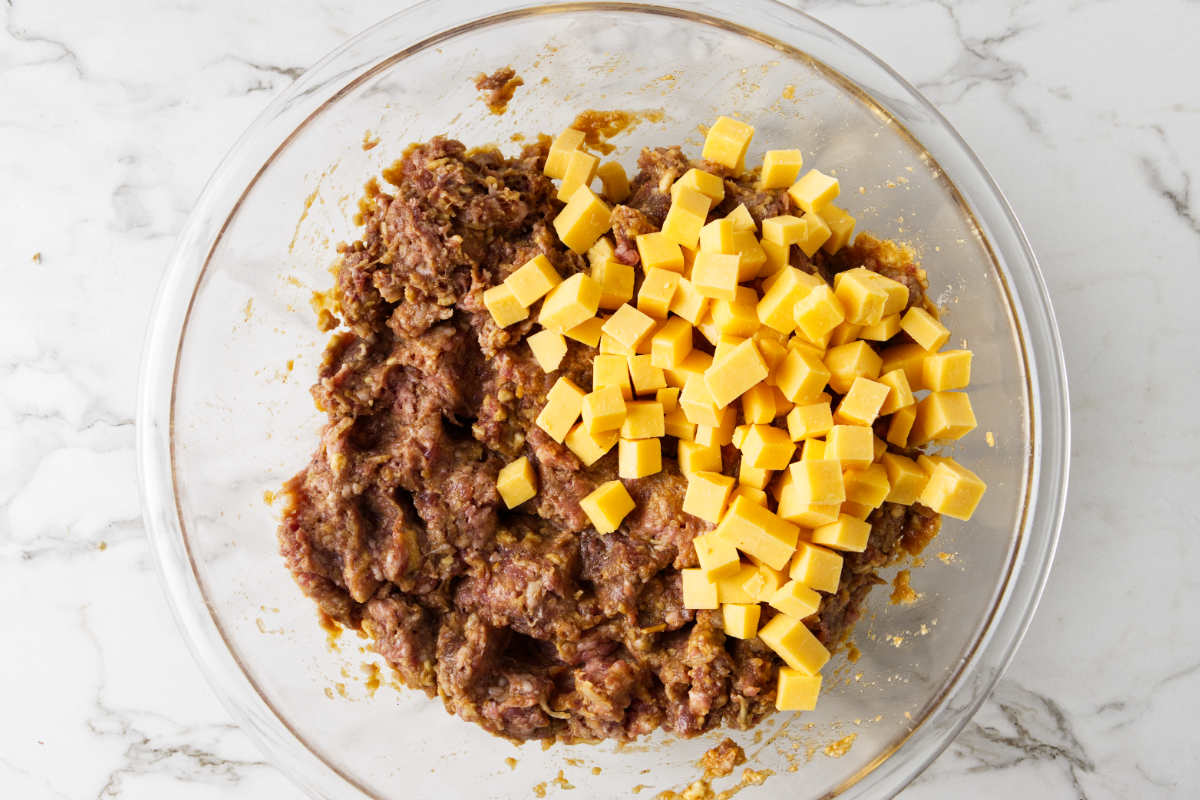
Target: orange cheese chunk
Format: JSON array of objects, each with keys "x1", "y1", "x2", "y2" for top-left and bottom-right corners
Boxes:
[
  {"x1": 704, "y1": 338, "x2": 769, "y2": 408},
  {"x1": 702, "y1": 115, "x2": 754, "y2": 171},
  {"x1": 593, "y1": 352, "x2": 633, "y2": 400},
  {"x1": 636, "y1": 232, "x2": 685, "y2": 274},
  {"x1": 909, "y1": 391, "x2": 977, "y2": 446},
  {"x1": 842, "y1": 463, "x2": 891, "y2": 509},
  {"x1": 793, "y1": 285, "x2": 846, "y2": 344},
  {"x1": 619, "y1": 400, "x2": 665, "y2": 440},
  {"x1": 877, "y1": 368, "x2": 916, "y2": 415},
  {"x1": 811, "y1": 513, "x2": 872, "y2": 552},
  {"x1": 859, "y1": 312, "x2": 902, "y2": 342},
  {"x1": 759, "y1": 149, "x2": 804, "y2": 190},
  {"x1": 716, "y1": 563, "x2": 759, "y2": 604},
  {"x1": 740, "y1": 383, "x2": 778, "y2": 425},
  {"x1": 544, "y1": 128, "x2": 585, "y2": 179},
  {"x1": 650, "y1": 317, "x2": 694, "y2": 369},
  {"x1": 786, "y1": 401, "x2": 834, "y2": 441},
  {"x1": 769, "y1": 580, "x2": 822, "y2": 619},
  {"x1": 681, "y1": 568, "x2": 719, "y2": 610},
  {"x1": 775, "y1": 347, "x2": 832, "y2": 404},
  {"x1": 782, "y1": 460, "x2": 846, "y2": 506},
  {"x1": 758, "y1": 612, "x2": 830, "y2": 674},
  {"x1": 661, "y1": 186, "x2": 710, "y2": 250},
  {"x1": 596, "y1": 160, "x2": 630, "y2": 202},
  {"x1": 691, "y1": 252, "x2": 741, "y2": 301},
  {"x1": 712, "y1": 286, "x2": 761, "y2": 337},
  {"x1": 557, "y1": 149, "x2": 599, "y2": 202},
  {"x1": 787, "y1": 169, "x2": 839, "y2": 215},
  {"x1": 482, "y1": 284, "x2": 528, "y2": 327},
  {"x1": 677, "y1": 441, "x2": 723, "y2": 477},
  {"x1": 627, "y1": 354, "x2": 667, "y2": 396},
  {"x1": 725, "y1": 203, "x2": 757, "y2": 232},
  {"x1": 580, "y1": 479, "x2": 636, "y2": 534},
  {"x1": 882, "y1": 452, "x2": 929, "y2": 505},
  {"x1": 618, "y1": 437, "x2": 661, "y2": 479},
  {"x1": 669, "y1": 277, "x2": 710, "y2": 325},
  {"x1": 697, "y1": 405, "x2": 738, "y2": 448},
  {"x1": 699, "y1": 217, "x2": 736, "y2": 254},
  {"x1": 540, "y1": 272, "x2": 602, "y2": 331},
  {"x1": 672, "y1": 167, "x2": 726, "y2": 205},
  {"x1": 789, "y1": 542, "x2": 843, "y2": 593},
  {"x1": 741, "y1": 424, "x2": 796, "y2": 470},
  {"x1": 922, "y1": 349, "x2": 973, "y2": 392},
  {"x1": 592, "y1": 258, "x2": 635, "y2": 310},
  {"x1": 601, "y1": 303, "x2": 657, "y2": 351},
  {"x1": 886, "y1": 404, "x2": 917, "y2": 448},
  {"x1": 824, "y1": 340, "x2": 883, "y2": 394},
  {"x1": 712, "y1": 496, "x2": 800, "y2": 571},
  {"x1": 880, "y1": 343, "x2": 928, "y2": 391},
  {"x1": 900, "y1": 306, "x2": 951, "y2": 351},
  {"x1": 527, "y1": 329, "x2": 568, "y2": 372},
  {"x1": 553, "y1": 186, "x2": 612, "y2": 254},
  {"x1": 722, "y1": 603, "x2": 762, "y2": 639},
  {"x1": 680, "y1": 374, "x2": 724, "y2": 427},
  {"x1": 757, "y1": 267, "x2": 821, "y2": 333},
  {"x1": 682, "y1": 470, "x2": 736, "y2": 523},
  {"x1": 694, "y1": 533, "x2": 741, "y2": 579},
  {"x1": 636, "y1": 268, "x2": 681, "y2": 320},
  {"x1": 496, "y1": 457, "x2": 537, "y2": 509},
  {"x1": 835, "y1": 376, "x2": 891, "y2": 426},
  {"x1": 825, "y1": 424, "x2": 875, "y2": 469},
  {"x1": 917, "y1": 455, "x2": 987, "y2": 520},
  {"x1": 833, "y1": 267, "x2": 888, "y2": 326},
  {"x1": 795, "y1": 213, "x2": 832, "y2": 258},
  {"x1": 776, "y1": 668, "x2": 822, "y2": 711},
  {"x1": 580, "y1": 385, "x2": 627, "y2": 433},
  {"x1": 818, "y1": 205, "x2": 856, "y2": 254},
  {"x1": 504, "y1": 254, "x2": 562, "y2": 307},
  {"x1": 535, "y1": 376, "x2": 586, "y2": 443},
  {"x1": 564, "y1": 422, "x2": 619, "y2": 466}
]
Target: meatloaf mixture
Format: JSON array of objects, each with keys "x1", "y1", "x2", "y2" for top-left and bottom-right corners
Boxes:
[{"x1": 277, "y1": 136, "x2": 940, "y2": 743}]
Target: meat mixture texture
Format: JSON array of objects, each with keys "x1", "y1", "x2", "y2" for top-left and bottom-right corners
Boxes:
[{"x1": 278, "y1": 136, "x2": 940, "y2": 743}]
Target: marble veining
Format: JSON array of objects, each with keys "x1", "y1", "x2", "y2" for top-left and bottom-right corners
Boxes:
[{"x1": 2, "y1": 0, "x2": 1198, "y2": 797}]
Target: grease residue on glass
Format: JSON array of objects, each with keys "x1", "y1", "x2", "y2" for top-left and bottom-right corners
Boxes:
[
  {"x1": 889, "y1": 569, "x2": 920, "y2": 605},
  {"x1": 317, "y1": 610, "x2": 342, "y2": 650},
  {"x1": 474, "y1": 65, "x2": 524, "y2": 114},
  {"x1": 569, "y1": 108, "x2": 665, "y2": 155},
  {"x1": 362, "y1": 129, "x2": 380, "y2": 150},
  {"x1": 823, "y1": 734, "x2": 857, "y2": 758}
]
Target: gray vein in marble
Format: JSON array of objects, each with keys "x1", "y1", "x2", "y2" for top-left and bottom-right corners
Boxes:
[{"x1": 2, "y1": 2, "x2": 85, "y2": 78}]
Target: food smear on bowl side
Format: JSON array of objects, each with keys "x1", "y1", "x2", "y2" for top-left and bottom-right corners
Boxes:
[{"x1": 276, "y1": 112, "x2": 986, "y2": 744}]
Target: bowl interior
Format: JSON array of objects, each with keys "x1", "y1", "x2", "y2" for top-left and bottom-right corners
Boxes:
[{"x1": 168, "y1": 6, "x2": 1031, "y2": 798}]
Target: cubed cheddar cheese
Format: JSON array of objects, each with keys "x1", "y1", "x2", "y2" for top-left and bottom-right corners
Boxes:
[
  {"x1": 602, "y1": 303, "x2": 657, "y2": 351},
  {"x1": 694, "y1": 533, "x2": 741, "y2": 579},
  {"x1": 651, "y1": 318, "x2": 694, "y2": 369},
  {"x1": 596, "y1": 161, "x2": 630, "y2": 202},
  {"x1": 554, "y1": 186, "x2": 612, "y2": 254},
  {"x1": 678, "y1": 441, "x2": 723, "y2": 477},
  {"x1": 697, "y1": 405, "x2": 738, "y2": 448},
  {"x1": 786, "y1": 401, "x2": 834, "y2": 441},
  {"x1": 886, "y1": 404, "x2": 917, "y2": 447},
  {"x1": 776, "y1": 668, "x2": 822, "y2": 711},
  {"x1": 593, "y1": 258, "x2": 635, "y2": 310},
  {"x1": 922, "y1": 349, "x2": 973, "y2": 392},
  {"x1": 658, "y1": 386, "x2": 682, "y2": 413},
  {"x1": 482, "y1": 284, "x2": 528, "y2": 327},
  {"x1": 580, "y1": 385, "x2": 627, "y2": 433},
  {"x1": 705, "y1": 338, "x2": 769, "y2": 408},
  {"x1": 795, "y1": 213, "x2": 832, "y2": 258},
  {"x1": 800, "y1": 438, "x2": 828, "y2": 462},
  {"x1": 833, "y1": 267, "x2": 888, "y2": 326},
  {"x1": 757, "y1": 267, "x2": 822, "y2": 333},
  {"x1": 661, "y1": 186, "x2": 710, "y2": 250},
  {"x1": 840, "y1": 500, "x2": 874, "y2": 520},
  {"x1": 527, "y1": 329, "x2": 568, "y2": 372},
  {"x1": 544, "y1": 128, "x2": 585, "y2": 179},
  {"x1": 778, "y1": 497, "x2": 840, "y2": 528},
  {"x1": 664, "y1": 408, "x2": 697, "y2": 441},
  {"x1": 670, "y1": 277, "x2": 710, "y2": 325},
  {"x1": 712, "y1": 287, "x2": 761, "y2": 337},
  {"x1": 741, "y1": 424, "x2": 796, "y2": 470},
  {"x1": 504, "y1": 254, "x2": 562, "y2": 307},
  {"x1": 741, "y1": 383, "x2": 778, "y2": 425},
  {"x1": 593, "y1": 352, "x2": 633, "y2": 400},
  {"x1": 557, "y1": 149, "x2": 599, "y2": 202},
  {"x1": 877, "y1": 368, "x2": 916, "y2": 415},
  {"x1": 683, "y1": 470, "x2": 736, "y2": 523},
  {"x1": 824, "y1": 340, "x2": 883, "y2": 394},
  {"x1": 535, "y1": 376, "x2": 586, "y2": 443},
  {"x1": 702, "y1": 115, "x2": 754, "y2": 171},
  {"x1": 716, "y1": 563, "x2": 759, "y2": 604},
  {"x1": 680, "y1": 375, "x2": 724, "y2": 427},
  {"x1": 761, "y1": 214, "x2": 806, "y2": 246},
  {"x1": 760, "y1": 149, "x2": 804, "y2": 189},
  {"x1": 722, "y1": 603, "x2": 761, "y2": 639},
  {"x1": 775, "y1": 347, "x2": 832, "y2": 404},
  {"x1": 540, "y1": 272, "x2": 602, "y2": 331},
  {"x1": 760, "y1": 239, "x2": 789, "y2": 278},
  {"x1": 564, "y1": 423, "x2": 618, "y2": 466},
  {"x1": 619, "y1": 401, "x2": 665, "y2": 440},
  {"x1": 725, "y1": 203, "x2": 757, "y2": 232},
  {"x1": 627, "y1": 354, "x2": 667, "y2": 396},
  {"x1": 742, "y1": 562, "x2": 787, "y2": 603},
  {"x1": 637, "y1": 269, "x2": 681, "y2": 321},
  {"x1": 782, "y1": 460, "x2": 846, "y2": 505},
  {"x1": 787, "y1": 169, "x2": 839, "y2": 215},
  {"x1": 731, "y1": 485, "x2": 769, "y2": 507},
  {"x1": 793, "y1": 285, "x2": 846, "y2": 344},
  {"x1": 758, "y1": 612, "x2": 830, "y2": 674},
  {"x1": 730, "y1": 231, "x2": 767, "y2": 280},
  {"x1": 859, "y1": 313, "x2": 902, "y2": 342},
  {"x1": 672, "y1": 167, "x2": 726, "y2": 205},
  {"x1": 737, "y1": 461, "x2": 772, "y2": 490},
  {"x1": 818, "y1": 205, "x2": 855, "y2": 254},
  {"x1": 825, "y1": 424, "x2": 875, "y2": 468},
  {"x1": 835, "y1": 376, "x2": 891, "y2": 426},
  {"x1": 618, "y1": 437, "x2": 661, "y2": 479},
  {"x1": 882, "y1": 452, "x2": 929, "y2": 505},
  {"x1": 579, "y1": 480, "x2": 636, "y2": 534},
  {"x1": 811, "y1": 513, "x2": 872, "y2": 552},
  {"x1": 691, "y1": 252, "x2": 741, "y2": 301},
  {"x1": 842, "y1": 463, "x2": 891, "y2": 509},
  {"x1": 789, "y1": 542, "x2": 844, "y2": 593},
  {"x1": 496, "y1": 457, "x2": 537, "y2": 508},
  {"x1": 901, "y1": 306, "x2": 951, "y2": 351},
  {"x1": 712, "y1": 496, "x2": 800, "y2": 571},
  {"x1": 769, "y1": 580, "x2": 822, "y2": 619},
  {"x1": 909, "y1": 391, "x2": 977, "y2": 446},
  {"x1": 587, "y1": 236, "x2": 616, "y2": 268},
  {"x1": 917, "y1": 456, "x2": 987, "y2": 520},
  {"x1": 564, "y1": 315, "x2": 604, "y2": 347},
  {"x1": 636, "y1": 232, "x2": 685, "y2": 274},
  {"x1": 880, "y1": 343, "x2": 928, "y2": 391},
  {"x1": 828, "y1": 321, "x2": 864, "y2": 347},
  {"x1": 699, "y1": 217, "x2": 736, "y2": 254},
  {"x1": 681, "y1": 568, "x2": 719, "y2": 610}
]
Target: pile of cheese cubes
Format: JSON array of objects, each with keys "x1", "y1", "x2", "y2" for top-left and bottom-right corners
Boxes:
[{"x1": 488, "y1": 116, "x2": 986, "y2": 714}]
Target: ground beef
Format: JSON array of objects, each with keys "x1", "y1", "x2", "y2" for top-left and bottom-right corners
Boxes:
[{"x1": 278, "y1": 135, "x2": 937, "y2": 743}]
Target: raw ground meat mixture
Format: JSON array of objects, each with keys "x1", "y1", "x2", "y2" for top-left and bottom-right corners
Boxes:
[{"x1": 277, "y1": 135, "x2": 941, "y2": 743}]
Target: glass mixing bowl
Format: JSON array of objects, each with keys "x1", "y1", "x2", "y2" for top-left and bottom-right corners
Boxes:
[{"x1": 137, "y1": 1, "x2": 1069, "y2": 797}]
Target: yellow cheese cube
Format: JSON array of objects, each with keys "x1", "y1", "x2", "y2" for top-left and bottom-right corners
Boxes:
[
  {"x1": 587, "y1": 236, "x2": 616, "y2": 268},
  {"x1": 699, "y1": 217, "x2": 736, "y2": 254},
  {"x1": 592, "y1": 258, "x2": 635, "y2": 310},
  {"x1": 783, "y1": 460, "x2": 846, "y2": 505},
  {"x1": 664, "y1": 350, "x2": 713, "y2": 389},
  {"x1": 882, "y1": 452, "x2": 929, "y2": 505},
  {"x1": 776, "y1": 668, "x2": 822, "y2": 711},
  {"x1": 900, "y1": 306, "x2": 951, "y2": 351},
  {"x1": 557, "y1": 149, "x2": 599, "y2": 202},
  {"x1": 731, "y1": 230, "x2": 767, "y2": 280},
  {"x1": 741, "y1": 424, "x2": 797, "y2": 470},
  {"x1": 741, "y1": 383, "x2": 778, "y2": 425},
  {"x1": 544, "y1": 128, "x2": 585, "y2": 179},
  {"x1": 618, "y1": 437, "x2": 661, "y2": 479},
  {"x1": 539, "y1": 272, "x2": 602, "y2": 331},
  {"x1": 732, "y1": 485, "x2": 769, "y2": 507},
  {"x1": 741, "y1": 563, "x2": 786, "y2": 603},
  {"x1": 683, "y1": 470, "x2": 736, "y2": 523},
  {"x1": 691, "y1": 252, "x2": 741, "y2": 301},
  {"x1": 619, "y1": 400, "x2": 665, "y2": 440},
  {"x1": 702, "y1": 115, "x2": 754, "y2": 171},
  {"x1": 800, "y1": 438, "x2": 828, "y2": 462},
  {"x1": 696, "y1": 306, "x2": 723, "y2": 349},
  {"x1": 535, "y1": 376, "x2": 586, "y2": 443},
  {"x1": 737, "y1": 461, "x2": 772, "y2": 490},
  {"x1": 793, "y1": 284, "x2": 847, "y2": 344},
  {"x1": 580, "y1": 385, "x2": 627, "y2": 433},
  {"x1": 664, "y1": 408, "x2": 696, "y2": 441},
  {"x1": 482, "y1": 284, "x2": 529, "y2": 327},
  {"x1": 705, "y1": 338, "x2": 769, "y2": 408},
  {"x1": 840, "y1": 500, "x2": 874, "y2": 520},
  {"x1": 886, "y1": 405, "x2": 917, "y2": 447},
  {"x1": 828, "y1": 321, "x2": 864, "y2": 347},
  {"x1": 681, "y1": 568, "x2": 719, "y2": 610},
  {"x1": 722, "y1": 603, "x2": 761, "y2": 639},
  {"x1": 789, "y1": 542, "x2": 843, "y2": 593},
  {"x1": 597, "y1": 332, "x2": 635, "y2": 356},
  {"x1": 563, "y1": 315, "x2": 603, "y2": 348},
  {"x1": 877, "y1": 368, "x2": 915, "y2": 415},
  {"x1": 833, "y1": 267, "x2": 888, "y2": 326},
  {"x1": 669, "y1": 277, "x2": 710, "y2": 325},
  {"x1": 795, "y1": 213, "x2": 832, "y2": 258},
  {"x1": 680, "y1": 375, "x2": 724, "y2": 427},
  {"x1": 627, "y1": 354, "x2": 667, "y2": 396},
  {"x1": 579, "y1": 479, "x2": 636, "y2": 534},
  {"x1": 716, "y1": 563, "x2": 759, "y2": 604},
  {"x1": 824, "y1": 340, "x2": 883, "y2": 394},
  {"x1": 601, "y1": 303, "x2": 656, "y2": 352},
  {"x1": 496, "y1": 456, "x2": 537, "y2": 508},
  {"x1": 880, "y1": 343, "x2": 928, "y2": 392},
  {"x1": 786, "y1": 401, "x2": 834, "y2": 441},
  {"x1": 788, "y1": 335, "x2": 827, "y2": 361},
  {"x1": 757, "y1": 267, "x2": 822, "y2": 333},
  {"x1": 677, "y1": 441, "x2": 722, "y2": 477},
  {"x1": 787, "y1": 169, "x2": 839, "y2": 215},
  {"x1": 661, "y1": 186, "x2": 710, "y2": 250},
  {"x1": 760, "y1": 215, "x2": 806, "y2": 246},
  {"x1": 811, "y1": 513, "x2": 871, "y2": 552},
  {"x1": 650, "y1": 317, "x2": 694, "y2": 370},
  {"x1": 504, "y1": 254, "x2": 562, "y2": 307},
  {"x1": 656, "y1": 386, "x2": 681, "y2": 413},
  {"x1": 775, "y1": 347, "x2": 832, "y2": 404},
  {"x1": 842, "y1": 463, "x2": 891, "y2": 509},
  {"x1": 596, "y1": 160, "x2": 630, "y2": 203},
  {"x1": 826, "y1": 425, "x2": 874, "y2": 469},
  {"x1": 564, "y1": 422, "x2": 619, "y2": 466},
  {"x1": 759, "y1": 239, "x2": 789, "y2": 278},
  {"x1": 859, "y1": 313, "x2": 902, "y2": 342},
  {"x1": 778, "y1": 496, "x2": 840, "y2": 528},
  {"x1": 527, "y1": 329, "x2": 568, "y2": 372},
  {"x1": 756, "y1": 336, "x2": 789, "y2": 378},
  {"x1": 732, "y1": 423, "x2": 750, "y2": 450},
  {"x1": 694, "y1": 533, "x2": 741, "y2": 579},
  {"x1": 922, "y1": 349, "x2": 973, "y2": 392},
  {"x1": 725, "y1": 203, "x2": 756, "y2": 232},
  {"x1": 818, "y1": 205, "x2": 855, "y2": 254},
  {"x1": 636, "y1": 232, "x2": 685, "y2": 274},
  {"x1": 835, "y1": 376, "x2": 891, "y2": 426},
  {"x1": 910, "y1": 391, "x2": 977, "y2": 446},
  {"x1": 672, "y1": 167, "x2": 726, "y2": 205},
  {"x1": 554, "y1": 186, "x2": 612, "y2": 254},
  {"x1": 592, "y1": 352, "x2": 632, "y2": 400},
  {"x1": 769, "y1": 580, "x2": 822, "y2": 620},
  {"x1": 917, "y1": 456, "x2": 987, "y2": 520},
  {"x1": 697, "y1": 405, "x2": 737, "y2": 448},
  {"x1": 758, "y1": 613, "x2": 830, "y2": 674},
  {"x1": 760, "y1": 149, "x2": 804, "y2": 190},
  {"x1": 712, "y1": 496, "x2": 800, "y2": 571},
  {"x1": 712, "y1": 287, "x2": 760, "y2": 337},
  {"x1": 872, "y1": 433, "x2": 888, "y2": 462}
]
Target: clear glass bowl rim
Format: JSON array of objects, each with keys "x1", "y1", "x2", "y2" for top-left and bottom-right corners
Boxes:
[{"x1": 135, "y1": 1, "x2": 1071, "y2": 797}]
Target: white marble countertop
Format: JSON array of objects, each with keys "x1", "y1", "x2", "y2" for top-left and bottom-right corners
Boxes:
[{"x1": 2, "y1": 0, "x2": 1197, "y2": 797}]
